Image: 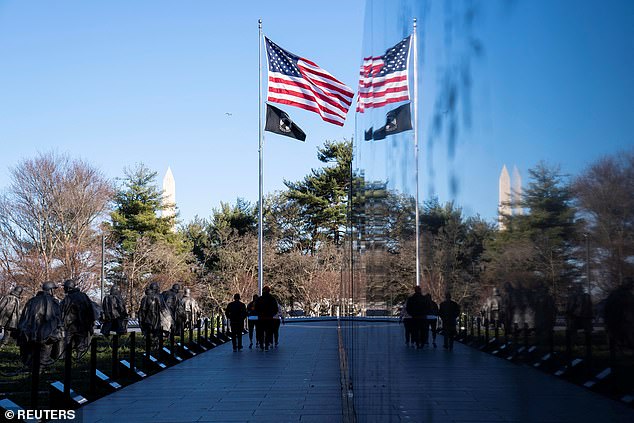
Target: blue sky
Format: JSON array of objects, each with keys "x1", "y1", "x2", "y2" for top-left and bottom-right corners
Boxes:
[
  {"x1": 1, "y1": 0, "x2": 632, "y2": 224},
  {"x1": 357, "y1": 0, "x2": 634, "y2": 219}
]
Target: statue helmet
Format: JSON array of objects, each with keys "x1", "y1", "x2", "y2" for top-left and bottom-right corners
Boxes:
[
  {"x1": 63, "y1": 279, "x2": 76, "y2": 292},
  {"x1": 42, "y1": 281, "x2": 58, "y2": 291},
  {"x1": 110, "y1": 285, "x2": 120, "y2": 295},
  {"x1": 149, "y1": 282, "x2": 160, "y2": 292},
  {"x1": 172, "y1": 283, "x2": 182, "y2": 292},
  {"x1": 10, "y1": 286, "x2": 23, "y2": 296},
  {"x1": 184, "y1": 288, "x2": 192, "y2": 297}
]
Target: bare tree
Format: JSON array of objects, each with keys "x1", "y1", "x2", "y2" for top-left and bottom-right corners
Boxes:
[
  {"x1": 573, "y1": 150, "x2": 634, "y2": 293},
  {"x1": 116, "y1": 236, "x2": 156, "y2": 315},
  {"x1": 0, "y1": 152, "x2": 112, "y2": 295},
  {"x1": 299, "y1": 241, "x2": 342, "y2": 315},
  {"x1": 203, "y1": 232, "x2": 258, "y2": 310},
  {"x1": 115, "y1": 235, "x2": 194, "y2": 317}
]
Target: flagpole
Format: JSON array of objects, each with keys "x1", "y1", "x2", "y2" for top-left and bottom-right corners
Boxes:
[
  {"x1": 413, "y1": 18, "x2": 421, "y2": 288},
  {"x1": 258, "y1": 18, "x2": 264, "y2": 296}
]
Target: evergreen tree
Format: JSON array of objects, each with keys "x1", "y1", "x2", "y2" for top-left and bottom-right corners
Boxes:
[
  {"x1": 264, "y1": 192, "x2": 307, "y2": 253},
  {"x1": 284, "y1": 140, "x2": 352, "y2": 251},
  {"x1": 210, "y1": 198, "x2": 257, "y2": 240},
  {"x1": 181, "y1": 216, "x2": 213, "y2": 269},
  {"x1": 110, "y1": 164, "x2": 177, "y2": 251},
  {"x1": 181, "y1": 199, "x2": 256, "y2": 275},
  {"x1": 108, "y1": 164, "x2": 192, "y2": 314},
  {"x1": 493, "y1": 162, "x2": 577, "y2": 305}
]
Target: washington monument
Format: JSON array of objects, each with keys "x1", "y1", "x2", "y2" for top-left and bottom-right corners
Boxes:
[
  {"x1": 512, "y1": 165, "x2": 523, "y2": 216},
  {"x1": 498, "y1": 164, "x2": 523, "y2": 230}
]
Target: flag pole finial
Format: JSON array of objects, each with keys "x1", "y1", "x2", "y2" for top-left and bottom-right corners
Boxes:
[{"x1": 258, "y1": 18, "x2": 262, "y2": 28}]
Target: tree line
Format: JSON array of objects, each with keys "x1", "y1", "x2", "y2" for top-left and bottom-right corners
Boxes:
[{"x1": 0, "y1": 146, "x2": 632, "y2": 317}]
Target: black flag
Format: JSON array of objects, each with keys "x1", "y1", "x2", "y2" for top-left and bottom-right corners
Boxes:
[
  {"x1": 265, "y1": 104, "x2": 306, "y2": 141},
  {"x1": 372, "y1": 102, "x2": 413, "y2": 140},
  {"x1": 364, "y1": 127, "x2": 373, "y2": 141}
]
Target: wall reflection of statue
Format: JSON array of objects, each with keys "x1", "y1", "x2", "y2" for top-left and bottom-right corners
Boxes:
[
  {"x1": 17, "y1": 282, "x2": 64, "y2": 367},
  {"x1": 484, "y1": 287, "x2": 503, "y2": 323},
  {"x1": 101, "y1": 285, "x2": 128, "y2": 336},
  {"x1": 177, "y1": 288, "x2": 201, "y2": 331},
  {"x1": 503, "y1": 284, "x2": 526, "y2": 329},
  {"x1": 533, "y1": 284, "x2": 556, "y2": 345},
  {"x1": 604, "y1": 278, "x2": 634, "y2": 348},
  {"x1": 0, "y1": 286, "x2": 24, "y2": 348},
  {"x1": 60, "y1": 279, "x2": 95, "y2": 354},
  {"x1": 565, "y1": 286, "x2": 593, "y2": 335},
  {"x1": 501, "y1": 281, "x2": 551, "y2": 335}
]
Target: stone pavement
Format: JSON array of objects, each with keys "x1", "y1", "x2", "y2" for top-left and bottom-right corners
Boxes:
[
  {"x1": 75, "y1": 321, "x2": 341, "y2": 423},
  {"x1": 72, "y1": 320, "x2": 634, "y2": 423}
]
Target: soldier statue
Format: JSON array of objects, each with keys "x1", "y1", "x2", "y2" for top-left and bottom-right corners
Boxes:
[
  {"x1": 161, "y1": 283, "x2": 182, "y2": 327},
  {"x1": 60, "y1": 279, "x2": 95, "y2": 354},
  {"x1": 17, "y1": 282, "x2": 64, "y2": 367},
  {"x1": 138, "y1": 282, "x2": 172, "y2": 337},
  {"x1": 101, "y1": 284, "x2": 128, "y2": 336},
  {"x1": 138, "y1": 287, "x2": 155, "y2": 336},
  {"x1": 177, "y1": 288, "x2": 201, "y2": 331},
  {"x1": 0, "y1": 286, "x2": 24, "y2": 348}
]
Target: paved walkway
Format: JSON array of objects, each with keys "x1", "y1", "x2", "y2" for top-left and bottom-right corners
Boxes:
[
  {"x1": 76, "y1": 321, "x2": 341, "y2": 423},
  {"x1": 73, "y1": 320, "x2": 634, "y2": 423}
]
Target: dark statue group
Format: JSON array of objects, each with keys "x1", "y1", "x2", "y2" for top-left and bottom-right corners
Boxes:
[
  {"x1": 0, "y1": 280, "x2": 98, "y2": 368},
  {"x1": 137, "y1": 282, "x2": 202, "y2": 339},
  {"x1": 0, "y1": 279, "x2": 201, "y2": 369},
  {"x1": 1, "y1": 277, "x2": 633, "y2": 368},
  {"x1": 478, "y1": 282, "x2": 586, "y2": 346},
  {"x1": 398, "y1": 277, "x2": 634, "y2": 354},
  {"x1": 478, "y1": 278, "x2": 634, "y2": 353}
]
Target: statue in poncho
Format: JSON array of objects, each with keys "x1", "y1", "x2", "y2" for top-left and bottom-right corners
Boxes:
[
  {"x1": 17, "y1": 282, "x2": 64, "y2": 367},
  {"x1": 60, "y1": 279, "x2": 95, "y2": 355},
  {"x1": 176, "y1": 288, "x2": 201, "y2": 331},
  {"x1": 138, "y1": 282, "x2": 172, "y2": 337},
  {"x1": 161, "y1": 283, "x2": 182, "y2": 329},
  {"x1": 0, "y1": 286, "x2": 24, "y2": 348},
  {"x1": 101, "y1": 285, "x2": 128, "y2": 336}
]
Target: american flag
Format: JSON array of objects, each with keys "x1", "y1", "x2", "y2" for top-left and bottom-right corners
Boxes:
[
  {"x1": 265, "y1": 37, "x2": 354, "y2": 126},
  {"x1": 356, "y1": 35, "x2": 411, "y2": 113}
]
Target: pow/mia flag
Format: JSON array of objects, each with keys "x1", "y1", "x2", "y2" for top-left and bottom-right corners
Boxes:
[
  {"x1": 364, "y1": 128, "x2": 373, "y2": 141},
  {"x1": 372, "y1": 102, "x2": 412, "y2": 140},
  {"x1": 265, "y1": 104, "x2": 306, "y2": 141}
]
